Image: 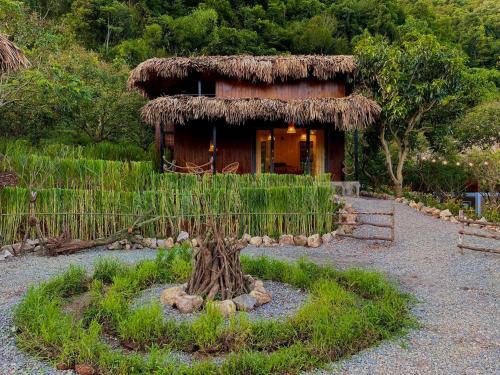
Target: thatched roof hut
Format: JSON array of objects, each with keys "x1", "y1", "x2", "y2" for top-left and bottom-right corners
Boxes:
[
  {"x1": 0, "y1": 34, "x2": 29, "y2": 74},
  {"x1": 142, "y1": 94, "x2": 380, "y2": 130},
  {"x1": 129, "y1": 54, "x2": 379, "y2": 179},
  {"x1": 128, "y1": 55, "x2": 356, "y2": 98}
]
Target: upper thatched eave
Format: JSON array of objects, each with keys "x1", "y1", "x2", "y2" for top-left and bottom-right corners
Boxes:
[
  {"x1": 0, "y1": 34, "x2": 29, "y2": 74},
  {"x1": 142, "y1": 94, "x2": 380, "y2": 131},
  {"x1": 128, "y1": 55, "x2": 356, "y2": 98}
]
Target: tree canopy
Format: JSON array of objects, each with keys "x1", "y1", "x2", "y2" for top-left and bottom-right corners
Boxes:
[{"x1": 0, "y1": 0, "x2": 498, "y2": 192}]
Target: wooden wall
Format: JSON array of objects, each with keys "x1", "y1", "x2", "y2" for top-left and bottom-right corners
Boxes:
[
  {"x1": 163, "y1": 77, "x2": 347, "y2": 178},
  {"x1": 216, "y1": 78, "x2": 345, "y2": 99},
  {"x1": 327, "y1": 129, "x2": 345, "y2": 181},
  {"x1": 173, "y1": 122, "x2": 254, "y2": 173},
  {"x1": 171, "y1": 122, "x2": 344, "y2": 179}
]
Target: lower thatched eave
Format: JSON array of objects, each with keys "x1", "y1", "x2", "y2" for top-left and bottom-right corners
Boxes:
[{"x1": 142, "y1": 95, "x2": 380, "y2": 130}]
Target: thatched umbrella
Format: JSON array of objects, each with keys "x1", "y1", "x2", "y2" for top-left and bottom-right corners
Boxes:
[{"x1": 0, "y1": 34, "x2": 29, "y2": 74}]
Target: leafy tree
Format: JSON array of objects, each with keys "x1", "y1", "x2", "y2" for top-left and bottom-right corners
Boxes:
[
  {"x1": 355, "y1": 31, "x2": 467, "y2": 196},
  {"x1": 0, "y1": 44, "x2": 147, "y2": 146},
  {"x1": 455, "y1": 100, "x2": 500, "y2": 151},
  {"x1": 290, "y1": 13, "x2": 337, "y2": 54},
  {"x1": 166, "y1": 6, "x2": 218, "y2": 54},
  {"x1": 68, "y1": 0, "x2": 142, "y2": 52}
]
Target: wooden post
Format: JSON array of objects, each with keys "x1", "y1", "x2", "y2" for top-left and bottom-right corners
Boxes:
[
  {"x1": 270, "y1": 128, "x2": 275, "y2": 173},
  {"x1": 354, "y1": 129, "x2": 359, "y2": 181},
  {"x1": 155, "y1": 121, "x2": 165, "y2": 173},
  {"x1": 390, "y1": 204, "x2": 395, "y2": 243},
  {"x1": 165, "y1": 122, "x2": 175, "y2": 163},
  {"x1": 212, "y1": 125, "x2": 217, "y2": 175},
  {"x1": 306, "y1": 127, "x2": 311, "y2": 175},
  {"x1": 458, "y1": 210, "x2": 464, "y2": 254}
]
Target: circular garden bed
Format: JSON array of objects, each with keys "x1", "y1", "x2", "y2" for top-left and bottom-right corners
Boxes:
[{"x1": 13, "y1": 246, "x2": 413, "y2": 374}]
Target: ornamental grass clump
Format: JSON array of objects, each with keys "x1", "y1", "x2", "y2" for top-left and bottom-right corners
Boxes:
[{"x1": 14, "y1": 250, "x2": 413, "y2": 374}]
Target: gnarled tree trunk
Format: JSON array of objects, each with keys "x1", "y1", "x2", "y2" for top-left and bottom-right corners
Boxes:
[{"x1": 186, "y1": 226, "x2": 248, "y2": 300}]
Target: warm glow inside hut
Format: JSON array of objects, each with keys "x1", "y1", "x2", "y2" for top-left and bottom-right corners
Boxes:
[{"x1": 128, "y1": 55, "x2": 380, "y2": 180}]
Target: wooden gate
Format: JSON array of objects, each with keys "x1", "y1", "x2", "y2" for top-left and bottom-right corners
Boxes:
[
  {"x1": 335, "y1": 206, "x2": 395, "y2": 243},
  {"x1": 457, "y1": 210, "x2": 499, "y2": 254}
]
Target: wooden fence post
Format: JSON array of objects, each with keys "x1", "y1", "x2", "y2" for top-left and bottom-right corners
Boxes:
[
  {"x1": 390, "y1": 204, "x2": 395, "y2": 243},
  {"x1": 458, "y1": 210, "x2": 464, "y2": 254}
]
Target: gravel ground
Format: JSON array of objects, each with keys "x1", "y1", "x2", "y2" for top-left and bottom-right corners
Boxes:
[
  {"x1": 133, "y1": 281, "x2": 308, "y2": 322},
  {"x1": 1, "y1": 197, "x2": 499, "y2": 374},
  {"x1": 244, "y1": 197, "x2": 500, "y2": 375}
]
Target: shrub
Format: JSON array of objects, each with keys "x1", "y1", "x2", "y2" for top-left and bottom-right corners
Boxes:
[
  {"x1": 191, "y1": 302, "x2": 225, "y2": 352},
  {"x1": 42, "y1": 265, "x2": 88, "y2": 298}
]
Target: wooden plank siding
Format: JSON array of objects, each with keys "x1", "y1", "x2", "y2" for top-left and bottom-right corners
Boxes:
[{"x1": 215, "y1": 78, "x2": 345, "y2": 99}]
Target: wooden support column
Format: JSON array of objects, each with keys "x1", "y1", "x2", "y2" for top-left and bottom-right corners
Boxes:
[
  {"x1": 354, "y1": 129, "x2": 359, "y2": 181},
  {"x1": 212, "y1": 125, "x2": 217, "y2": 175},
  {"x1": 270, "y1": 128, "x2": 275, "y2": 173},
  {"x1": 155, "y1": 121, "x2": 165, "y2": 173},
  {"x1": 324, "y1": 126, "x2": 330, "y2": 175},
  {"x1": 165, "y1": 122, "x2": 174, "y2": 163},
  {"x1": 306, "y1": 127, "x2": 311, "y2": 175}
]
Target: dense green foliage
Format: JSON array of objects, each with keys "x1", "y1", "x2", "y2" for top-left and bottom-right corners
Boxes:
[
  {"x1": 1, "y1": 0, "x2": 498, "y2": 148},
  {"x1": 14, "y1": 248, "x2": 412, "y2": 374}
]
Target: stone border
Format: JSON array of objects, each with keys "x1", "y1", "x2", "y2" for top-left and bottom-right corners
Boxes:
[{"x1": 395, "y1": 197, "x2": 499, "y2": 232}]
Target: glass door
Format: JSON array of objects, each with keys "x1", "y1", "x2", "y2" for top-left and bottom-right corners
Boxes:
[
  {"x1": 255, "y1": 130, "x2": 272, "y2": 173},
  {"x1": 255, "y1": 128, "x2": 325, "y2": 175}
]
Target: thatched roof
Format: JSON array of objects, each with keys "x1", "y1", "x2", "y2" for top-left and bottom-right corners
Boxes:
[
  {"x1": 0, "y1": 35, "x2": 29, "y2": 73},
  {"x1": 142, "y1": 94, "x2": 380, "y2": 130},
  {"x1": 128, "y1": 55, "x2": 355, "y2": 98}
]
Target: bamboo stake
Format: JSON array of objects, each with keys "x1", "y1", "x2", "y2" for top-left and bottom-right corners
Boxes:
[
  {"x1": 336, "y1": 233, "x2": 393, "y2": 241},
  {"x1": 334, "y1": 221, "x2": 393, "y2": 228},
  {"x1": 390, "y1": 204, "x2": 395, "y2": 242},
  {"x1": 458, "y1": 218, "x2": 500, "y2": 227}
]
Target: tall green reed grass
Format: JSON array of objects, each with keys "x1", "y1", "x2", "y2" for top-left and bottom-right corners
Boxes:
[{"x1": 0, "y1": 184, "x2": 339, "y2": 243}]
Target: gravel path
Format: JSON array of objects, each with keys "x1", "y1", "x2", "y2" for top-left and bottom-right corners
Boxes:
[
  {"x1": 133, "y1": 281, "x2": 308, "y2": 323},
  {"x1": 243, "y1": 197, "x2": 500, "y2": 375},
  {"x1": 1, "y1": 197, "x2": 499, "y2": 374}
]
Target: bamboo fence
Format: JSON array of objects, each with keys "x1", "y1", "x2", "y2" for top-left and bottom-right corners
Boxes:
[
  {"x1": 0, "y1": 184, "x2": 339, "y2": 244},
  {"x1": 335, "y1": 206, "x2": 395, "y2": 242},
  {"x1": 457, "y1": 210, "x2": 499, "y2": 254}
]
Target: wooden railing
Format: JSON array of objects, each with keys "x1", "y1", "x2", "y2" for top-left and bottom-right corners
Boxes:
[
  {"x1": 335, "y1": 206, "x2": 395, "y2": 243},
  {"x1": 457, "y1": 210, "x2": 499, "y2": 254}
]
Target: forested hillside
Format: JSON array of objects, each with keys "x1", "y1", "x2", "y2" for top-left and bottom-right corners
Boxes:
[{"x1": 0, "y1": 0, "x2": 498, "y2": 178}]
